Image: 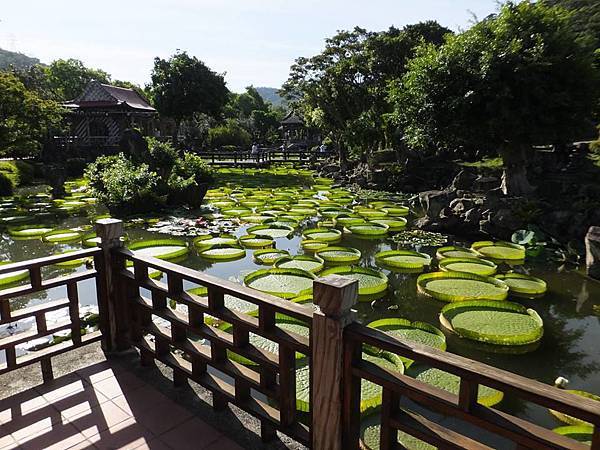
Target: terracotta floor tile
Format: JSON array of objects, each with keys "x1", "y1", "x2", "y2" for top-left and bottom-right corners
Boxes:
[
  {"x1": 158, "y1": 417, "x2": 222, "y2": 450},
  {"x1": 8, "y1": 415, "x2": 54, "y2": 442},
  {"x1": 0, "y1": 433, "x2": 18, "y2": 450},
  {"x1": 76, "y1": 361, "x2": 124, "y2": 385},
  {"x1": 17, "y1": 422, "x2": 86, "y2": 450},
  {"x1": 51, "y1": 386, "x2": 110, "y2": 421},
  {"x1": 203, "y1": 437, "x2": 245, "y2": 450},
  {"x1": 132, "y1": 398, "x2": 192, "y2": 436},
  {"x1": 36, "y1": 375, "x2": 87, "y2": 404},
  {"x1": 110, "y1": 386, "x2": 169, "y2": 415},
  {"x1": 132, "y1": 438, "x2": 172, "y2": 450},
  {"x1": 0, "y1": 389, "x2": 49, "y2": 421},
  {"x1": 86, "y1": 417, "x2": 155, "y2": 450},
  {"x1": 91, "y1": 372, "x2": 146, "y2": 400},
  {"x1": 69, "y1": 400, "x2": 132, "y2": 438},
  {"x1": 1, "y1": 402, "x2": 62, "y2": 438}
]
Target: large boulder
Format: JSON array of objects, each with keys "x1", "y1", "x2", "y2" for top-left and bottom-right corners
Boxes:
[
  {"x1": 585, "y1": 226, "x2": 600, "y2": 280},
  {"x1": 419, "y1": 189, "x2": 457, "y2": 220}
]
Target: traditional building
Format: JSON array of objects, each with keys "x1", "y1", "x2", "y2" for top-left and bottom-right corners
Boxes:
[
  {"x1": 280, "y1": 111, "x2": 306, "y2": 142},
  {"x1": 58, "y1": 81, "x2": 157, "y2": 154}
]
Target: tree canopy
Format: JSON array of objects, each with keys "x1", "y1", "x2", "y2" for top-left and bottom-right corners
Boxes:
[
  {"x1": 45, "y1": 58, "x2": 111, "y2": 100},
  {"x1": 394, "y1": 1, "x2": 600, "y2": 195}
]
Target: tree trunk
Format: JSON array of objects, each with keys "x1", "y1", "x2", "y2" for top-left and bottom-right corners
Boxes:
[
  {"x1": 500, "y1": 144, "x2": 535, "y2": 196},
  {"x1": 337, "y1": 140, "x2": 348, "y2": 172},
  {"x1": 172, "y1": 119, "x2": 181, "y2": 146}
]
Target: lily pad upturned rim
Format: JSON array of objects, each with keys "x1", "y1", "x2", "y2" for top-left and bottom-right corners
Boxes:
[
  {"x1": 439, "y1": 300, "x2": 544, "y2": 346},
  {"x1": 552, "y1": 425, "x2": 594, "y2": 444},
  {"x1": 192, "y1": 233, "x2": 238, "y2": 250},
  {"x1": 346, "y1": 222, "x2": 389, "y2": 237},
  {"x1": 273, "y1": 255, "x2": 325, "y2": 274},
  {"x1": 7, "y1": 224, "x2": 54, "y2": 238},
  {"x1": 417, "y1": 271, "x2": 509, "y2": 302},
  {"x1": 247, "y1": 224, "x2": 294, "y2": 238},
  {"x1": 197, "y1": 244, "x2": 246, "y2": 261},
  {"x1": 471, "y1": 240, "x2": 526, "y2": 261},
  {"x1": 320, "y1": 265, "x2": 388, "y2": 296},
  {"x1": 42, "y1": 229, "x2": 83, "y2": 243},
  {"x1": 238, "y1": 234, "x2": 275, "y2": 248},
  {"x1": 549, "y1": 390, "x2": 600, "y2": 427},
  {"x1": 314, "y1": 246, "x2": 362, "y2": 264},
  {"x1": 302, "y1": 227, "x2": 343, "y2": 243},
  {"x1": 0, "y1": 262, "x2": 30, "y2": 286},
  {"x1": 438, "y1": 257, "x2": 498, "y2": 276},
  {"x1": 436, "y1": 245, "x2": 480, "y2": 260},
  {"x1": 369, "y1": 217, "x2": 408, "y2": 231},
  {"x1": 128, "y1": 238, "x2": 190, "y2": 261},
  {"x1": 244, "y1": 267, "x2": 316, "y2": 299},
  {"x1": 495, "y1": 272, "x2": 547, "y2": 297},
  {"x1": 300, "y1": 239, "x2": 329, "y2": 252},
  {"x1": 253, "y1": 248, "x2": 290, "y2": 265},
  {"x1": 374, "y1": 249, "x2": 431, "y2": 270}
]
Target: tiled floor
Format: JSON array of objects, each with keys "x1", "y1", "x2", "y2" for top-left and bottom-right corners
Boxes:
[{"x1": 0, "y1": 361, "x2": 243, "y2": 450}]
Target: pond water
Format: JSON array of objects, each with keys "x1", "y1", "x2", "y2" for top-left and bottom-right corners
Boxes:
[{"x1": 1, "y1": 171, "x2": 599, "y2": 445}]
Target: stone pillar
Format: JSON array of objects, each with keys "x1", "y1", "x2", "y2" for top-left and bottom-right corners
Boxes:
[{"x1": 585, "y1": 226, "x2": 600, "y2": 280}]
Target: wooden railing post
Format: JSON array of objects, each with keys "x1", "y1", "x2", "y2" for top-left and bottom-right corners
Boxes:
[
  {"x1": 95, "y1": 218, "x2": 127, "y2": 352},
  {"x1": 311, "y1": 275, "x2": 358, "y2": 450}
]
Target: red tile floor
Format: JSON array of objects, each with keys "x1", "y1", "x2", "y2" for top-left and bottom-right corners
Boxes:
[{"x1": 0, "y1": 361, "x2": 243, "y2": 449}]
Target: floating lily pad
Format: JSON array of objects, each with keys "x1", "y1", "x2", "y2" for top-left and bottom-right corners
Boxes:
[
  {"x1": 81, "y1": 233, "x2": 101, "y2": 248},
  {"x1": 300, "y1": 239, "x2": 329, "y2": 252},
  {"x1": 314, "y1": 246, "x2": 361, "y2": 265},
  {"x1": 553, "y1": 425, "x2": 594, "y2": 445},
  {"x1": 253, "y1": 249, "x2": 290, "y2": 265},
  {"x1": 193, "y1": 234, "x2": 238, "y2": 250},
  {"x1": 356, "y1": 208, "x2": 388, "y2": 219},
  {"x1": 375, "y1": 250, "x2": 431, "y2": 272},
  {"x1": 320, "y1": 266, "x2": 388, "y2": 300},
  {"x1": 42, "y1": 229, "x2": 83, "y2": 243},
  {"x1": 436, "y1": 245, "x2": 480, "y2": 259},
  {"x1": 52, "y1": 250, "x2": 93, "y2": 268},
  {"x1": 244, "y1": 268, "x2": 316, "y2": 299},
  {"x1": 221, "y1": 207, "x2": 252, "y2": 217},
  {"x1": 128, "y1": 239, "x2": 189, "y2": 261},
  {"x1": 495, "y1": 273, "x2": 547, "y2": 298},
  {"x1": 369, "y1": 218, "x2": 407, "y2": 232},
  {"x1": 407, "y1": 364, "x2": 504, "y2": 407},
  {"x1": 472, "y1": 241, "x2": 526, "y2": 262},
  {"x1": 247, "y1": 224, "x2": 294, "y2": 238},
  {"x1": 8, "y1": 225, "x2": 54, "y2": 239},
  {"x1": 198, "y1": 245, "x2": 246, "y2": 261},
  {"x1": 439, "y1": 258, "x2": 497, "y2": 276},
  {"x1": 346, "y1": 223, "x2": 389, "y2": 238},
  {"x1": 417, "y1": 271, "x2": 508, "y2": 302},
  {"x1": 0, "y1": 262, "x2": 29, "y2": 286},
  {"x1": 302, "y1": 228, "x2": 342, "y2": 243},
  {"x1": 440, "y1": 300, "x2": 544, "y2": 346},
  {"x1": 239, "y1": 234, "x2": 275, "y2": 248},
  {"x1": 335, "y1": 215, "x2": 366, "y2": 228},
  {"x1": 361, "y1": 421, "x2": 434, "y2": 450},
  {"x1": 549, "y1": 390, "x2": 600, "y2": 426},
  {"x1": 274, "y1": 255, "x2": 324, "y2": 274},
  {"x1": 382, "y1": 206, "x2": 410, "y2": 217}
]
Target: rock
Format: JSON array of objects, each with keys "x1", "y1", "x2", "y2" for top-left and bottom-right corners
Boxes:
[
  {"x1": 419, "y1": 189, "x2": 457, "y2": 220},
  {"x1": 474, "y1": 176, "x2": 500, "y2": 192},
  {"x1": 450, "y1": 198, "x2": 475, "y2": 215},
  {"x1": 450, "y1": 170, "x2": 477, "y2": 191},
  {"x1": 585, "y1": 226, "x2": 600, "y2": 280},
  {"x1": 464, "y1": 208, "x2": 482, "y2": 226}
]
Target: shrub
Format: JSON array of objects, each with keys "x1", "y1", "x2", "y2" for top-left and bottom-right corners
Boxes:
[
  {"x1": 146, "y1": 138, "x2": 178, "y2": 178},
  {"x1": 221, "y1": 145, "x2": 238, "y2": 152},
  {"x1": 65, "y1": 158, "x2": 87, "y2": 177},
  {"x1": 0, "y1": 160, "x2": 35, "y2": 186},
  {"x1": 208, "y1": 121, "x2": 252, "y2": 149},
  {"x1": 0, "y1": 173, "x2": 14, "y2": 196},
  {"x1": 173, "y1": 152, "x2": 214, "y2": 185}
]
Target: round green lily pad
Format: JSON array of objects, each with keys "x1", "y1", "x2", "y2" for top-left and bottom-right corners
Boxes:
[
  {"x1": 301, "y1": 239, "x2": 329, "y2": 252},
  {"x1": 553, "y1": 425, "x2": 594, "y2": 445},
  {"x1": 549, "y1": 390, "x2": 600, "y2": 426},
  {"x1": 314, "y1": 246, "x2": 361, "y2": 265},
  {"x1": 436, "y1": 245, "x2": 480, "y2": 259},
  {"x1": 239, "y1": 234, "x2": 275, "y2": 248},
  {"x1": 361, "y1": 422, "x2": 433, "y2": 450},
  {"x1": 335, "y1": 215, "x2": 366, "y2": 228},
  {"x1": 253, "y1": 249, "x2": 289, "y2": 265},
  {"x1": 52, "y1": 250, "x2": 92, "y2": 268},
  {"x1": 472, "y1": 241, "x2": 526, "y2": 262},
  {"x1": 247, "y1": 224, "x2": 294, "y2": 238},
  {"x1": 382, "y1": 206, "x2": 410, "y2": 217},
  {"x1": 439, "y1": 258, "x2": 497, "y2": 276},
  {"x1": 347, "y1": 223, "x2": 389, "y2": 238},
  {"x1": 320, "y1": 265, "x2": 388, "y2": 299},
  {"x1": 356, "y1": 208, "x2": 388, "y2": 219},
  {"x1": 440, "y1": 300, "x2": 544, "y2": 346},
  {"x1": 495, "y1": 273, "x2": 547, "y2": 298},
  {"x1": 0, "y1": 262, "x2": 29, "y2": 286},
  {"x1": 128, "y1": 239, "x2": 189, "y2": 261},
  {"x1": 369, "y1": 218, "x2": 407, "y2": 232},
  {"x1": 274, "y1": 255, "x2": 324, "y2": 274},
  {"x1": 8, "y1": 225, "x2": 54, "y2": 239},
  {"x1": 302, "y1": 228, "x2": 342, "y2": 243},
  {"x1": 42, "y1": 229, "x2": 83, "y2": 243},
  {"x1": 193, "y1": 234, "x2": 238, "y2": 250},
  {"x1": 375, "y1": 250, "x2": 431, "y2": 272},
  {"x1": 417, "y1": 271, "x2": 508, "y2": 302},
  {"x1": 221, "y1": 207, "x2": 252, "y2": 217},
  {"x1": 81, "y1": 233, "x2": 101, "y2": 248},
  {"x1": 244, "y1": 268, "x2": 316, "y2": 299},
  {"x1": 198, "y1": 245, "x2": 246, "y2": 261},
  {"x1": 407, "y1": 364, "x2": 504, "y2": 407}
]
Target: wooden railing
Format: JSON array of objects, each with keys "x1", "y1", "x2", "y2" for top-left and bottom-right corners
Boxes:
[
  {"x1": 0, "y1": 247, "x2": 103, "y2": 381},
  {"x1": 200, "y1": 148, "x2": 333, "y2": 166},
  {"x1": 1, "y1": 218, "x2": 600, "y2": 449}
]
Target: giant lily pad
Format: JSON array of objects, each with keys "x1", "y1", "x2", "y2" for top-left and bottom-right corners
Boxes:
[
  {"x1": 439, "y1": 258, "x2": 497, "y2": 276},
  {"x1": 244, "y1": 268, "x2": 316, "y2": 299},
  {"x1": 375, "y1": 250, "x2": 431, "y2": 272},
  {"x1": 361, "y1": 421, "x2": 433, "y2": 450},
  {"x1": 369, "y1": 218, "x2": 407, "y2": 232},
  {"x1": 128, "y1": 239, "x2": 189, "y2": 261},
  {"x1": 495, "y1": 273, "x2": 547, "y2": 298},
  {"x1": 8, "y1": 225, "x2": 54, "y2": 239},
  {"x1": 320, "y1": 266, "x2": 388, "y2": 300},
  {"x1": 407, "y1": 364, "x2": 504, "y2": 407},
  {"x1": 436, "y1": 245, "x2": 480, "y2": 259},
  {"x1": 0, "y1": 262, "x2": 29, "y2": 286},
  {"x1": 247, "y1": 224, "x2": 294, "y2": 238},
  {"x1": 42, "y1": 229, "x2": 83, "y2": 243},
  {"x1": 253, "y1": 249, "x2": 289, "y2": 265},
  {"x1": 335, "y1": 215, "x2": 366, "y2": 228},
  {"x1": 302, "y1": 228, "x2": 342, "y2": 243},
  {"x1": 417, "y1": 271, "x2": 508, "y2": 302},
  {"x1": 239, "y1": 234, "x2": 275, "y2": 248},
  {"x1": 346, "y1": 223, "x2": 389, "y2": 238},
  {"x1": 198, "y1": 244, "x2": 246, "y2": 261},
  {"x1": 300, "y1": 239, "x2": 329, "y2": 252},
  {"x1": 274, "y1": 255, "x2": 324, "y2": 274},
  {"x1": 471, "y1": 241, "x2": 526, "y2": 262},
  {"x1": 549, "y1": 390, "x2": 600, "y2": 426},
  {"x1": 440, "y1": 300, "x2": 544, "y2": 346},
  {"x1": 193, "y1": 234, "x2": 238, "y2": 250},
  {"x1": 382, "y1": 205, "x2": 410, "y2": 217},
  {"x1": 315, "y1": 246, "x2": 361, "y2": 265},
  {"x1": 553, "y1": 425, "x2": 594, "y2": 445}
]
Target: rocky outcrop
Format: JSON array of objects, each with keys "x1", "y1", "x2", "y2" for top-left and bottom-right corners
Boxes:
[{"x1": 585, "y1": 227, "x2": 600, "y2": 280}]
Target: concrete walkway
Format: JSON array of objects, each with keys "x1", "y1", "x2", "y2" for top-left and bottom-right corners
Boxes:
[{"x1": 0, "y1": 360, "x2": 242, "y2": 450}]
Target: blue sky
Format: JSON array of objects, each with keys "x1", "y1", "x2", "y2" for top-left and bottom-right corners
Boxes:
[{"x1": 0, "y1": 0, "x2": 500, "y2": 92}]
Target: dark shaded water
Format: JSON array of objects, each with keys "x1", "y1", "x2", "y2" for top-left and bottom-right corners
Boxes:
[{"x1": 1, "y1": 191, "x2": 599, "y2": 439}]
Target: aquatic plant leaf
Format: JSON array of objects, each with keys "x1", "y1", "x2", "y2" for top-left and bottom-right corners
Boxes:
[{"x1": 417, "y1": 271, "x2": 508, "y2": 302}]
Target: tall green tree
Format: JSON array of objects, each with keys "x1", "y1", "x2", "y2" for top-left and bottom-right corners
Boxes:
[
  {"x1": 45, "y1": 58, "x2": 111, "y2": 100},
  {"x1": 544, "y1": 0, "x2": 600, "y2": 48},
  {"x1": 394, "y1": 1, "x2": 600, "y2": 196},
  {"x1": 0, "y1": 71, "x2": 63, "y2": 157},
  {"x1": 151, "y1": 51, "x2": 229, "y2": 143}
]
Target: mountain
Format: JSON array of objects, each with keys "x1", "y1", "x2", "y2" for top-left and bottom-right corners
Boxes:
[
  {"x1": 256, "y1": 87, "x2": 287, "y2": 108},
  {"x1": 0, "y1": 48, "x2": 40, "y2": 70}
]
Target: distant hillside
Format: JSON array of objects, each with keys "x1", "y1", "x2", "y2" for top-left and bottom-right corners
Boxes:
[
  {"x1": 0, "y1": 48, "x2": 40, "y2": 70},
  {"x1": 256, "y1": 87, "x2": 287, "y2": 108}
]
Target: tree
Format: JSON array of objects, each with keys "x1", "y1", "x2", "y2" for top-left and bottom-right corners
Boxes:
[
  {"x1": 543, "y1": 0, "x2": 600, "y2": 48},
  {"x1": 394, "y1": 1, "x2": 600, "y2": 195},
  {"x1": 0, "y1": 71, "x2": 63, "y2": 158},
  {"x1": 150, "y1": 51, "x2": 229, "y2": 144},
  {"x1": 45, "y1": 58, "x2": 111, "y2": 100}
]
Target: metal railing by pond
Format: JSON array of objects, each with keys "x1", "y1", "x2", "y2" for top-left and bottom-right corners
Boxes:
[{"x1": 1, "y1": 218, "x2": 599, "y2": 449}]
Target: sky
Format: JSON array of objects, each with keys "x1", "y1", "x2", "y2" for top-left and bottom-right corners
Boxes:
[{"x1": 0, "y1": 0, "x2": 500, "y2": 93}]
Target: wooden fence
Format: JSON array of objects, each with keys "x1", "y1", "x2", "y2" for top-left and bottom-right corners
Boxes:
[
  {"x1": 200, "y1": 148, "x2": 333, "y2": 166},
  {"x1": 1, "y1": 218, "x2": 600, "y2": 449}
]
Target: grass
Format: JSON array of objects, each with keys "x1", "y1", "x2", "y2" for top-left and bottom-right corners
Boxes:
[
  {"x1": 458, "y1": 157, "x2": 503, "y2": 170},
  {"x1": 0, "y1": 160, "x2": 35, "y2": 186}
]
